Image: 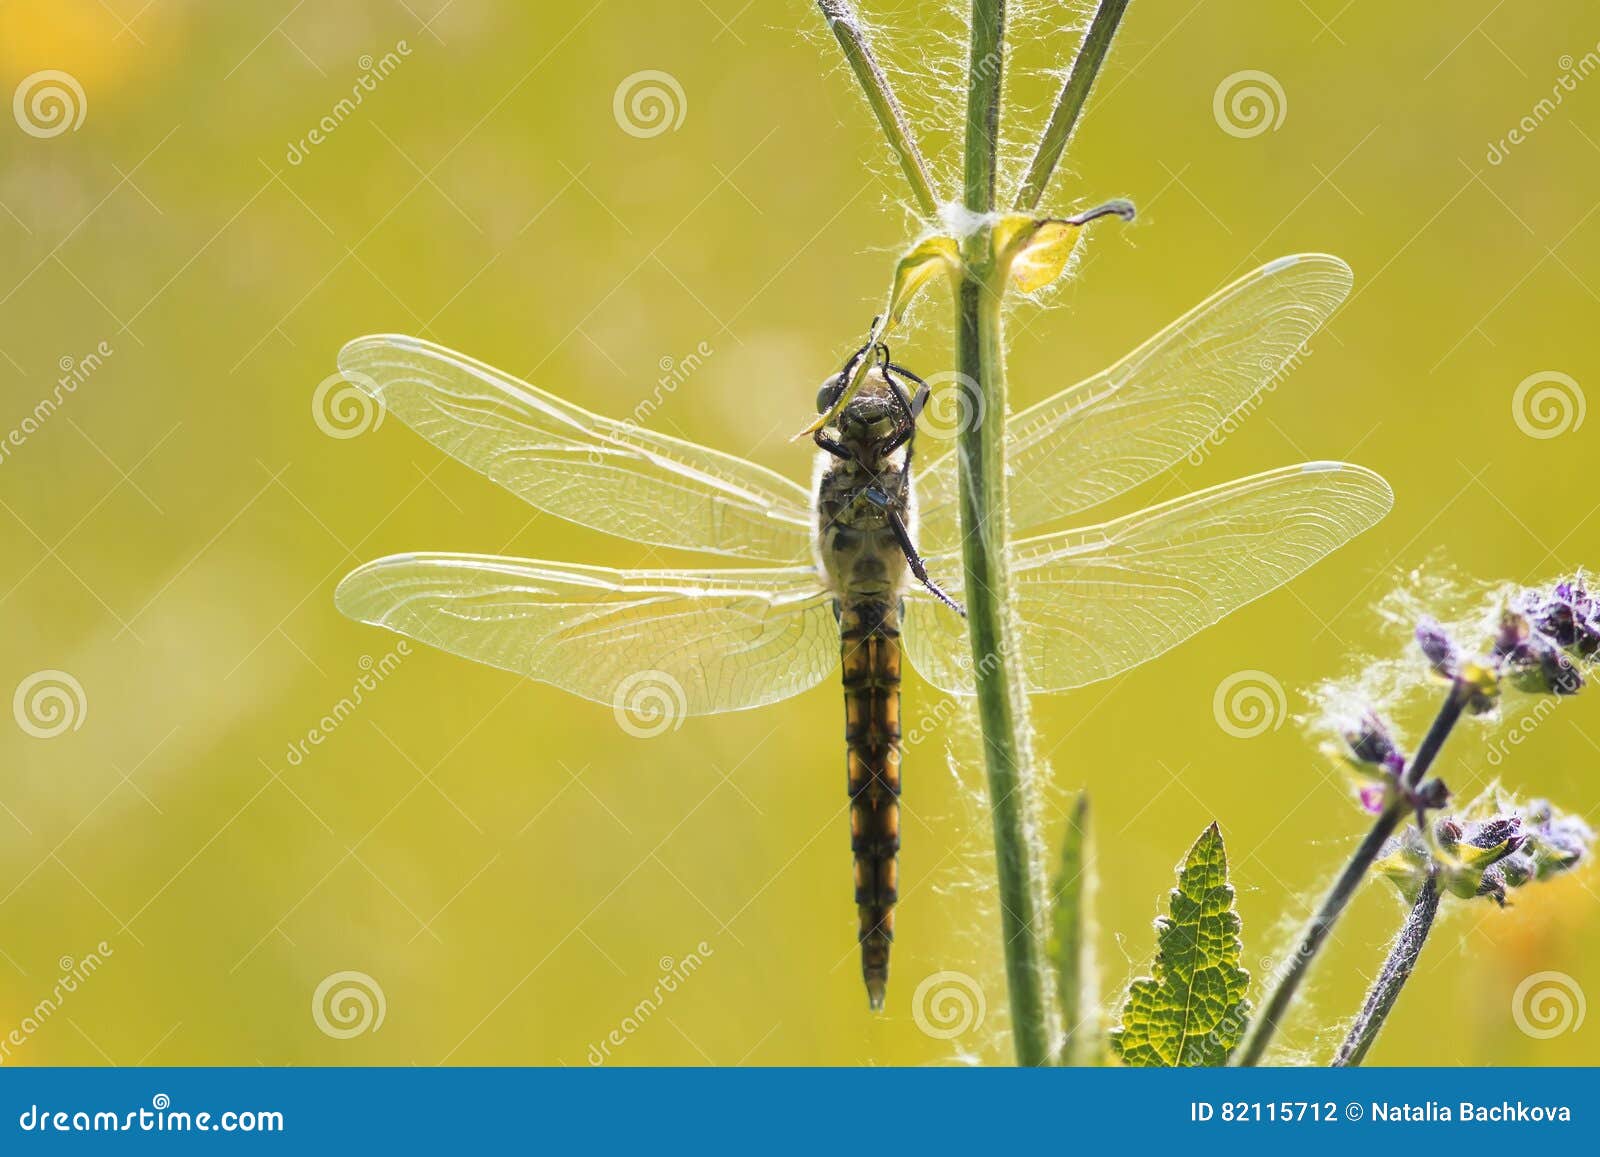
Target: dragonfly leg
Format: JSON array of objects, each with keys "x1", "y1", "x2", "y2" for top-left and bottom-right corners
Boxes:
[
  {"x1": 879, "y1": 365, "x2": 929, "y2": 458},
  {"x1": 884, "y1": 362, "x2": 929, "y2": 420},
  {"x1": 817, "y1": 326, "x2": 879, "y2": 415},
  {"x1": 886, "y1": 507, "x2": 965, "y2": 617},
  {"x1": 841, "y1": 319, "x2": 885, "y2": 380},
  {"x1": 813, "y1": 429, "x2": 854, "y2": 461},
  {"x1": 881, "y1": 417, "x2": 915, "y2": 458}
]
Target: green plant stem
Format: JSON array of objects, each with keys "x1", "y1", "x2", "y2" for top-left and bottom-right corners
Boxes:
[
  {"x1": 1013, "y1": 0, "x2": 1131, "y2": 212},
  {"x1": 1233, "y1": 680, "x2": 1468, "y2": 1066},
  {"x1": 816, "y1": 0, "x2": 941, "y2": 217},
  {"x1": 1331, "y1": 871, "x2": 1441, "y2": 1067},
  {"x1": 962, "y1": 0, "x2": 1007, "y2": 210},
  {"x1": 1051, "y1": 792, "x2": 1095, "y2": 1065},
  {"x1": 955, "y1": 0, "x2": 1051, "y2": 1069},
  {"x1": 958, "y1": 265, "x2": 1052, "y2": 1067}
]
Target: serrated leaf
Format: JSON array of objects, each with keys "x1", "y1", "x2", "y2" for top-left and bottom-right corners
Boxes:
[
  {"x1": 1049, "y1": 792, "x2": 1099, "y2": 1065},
  {"x1": 794, "y1": 234, "x2": 958, "y2": 437},
  {"x1": 1110, "y1": 823, "x2": 1250, "y2": 1067}
]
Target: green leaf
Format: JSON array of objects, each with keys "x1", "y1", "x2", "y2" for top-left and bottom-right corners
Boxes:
[
  {"x1": 885, "y1": 234, "x2": 959, "y2": 324},
  {"x1": 1110, "y1": 822, "x2": 1250, "y2": 1067},
  {"x1": 994, "y1": 214, "x2": 1082, "y2": 294},
  {"x1": 1049, "y1": 792, "x2": 1099, "y2": 1065},
  {"x1": 993, "y1": 200, "x2": 1134, "y2": 294}
]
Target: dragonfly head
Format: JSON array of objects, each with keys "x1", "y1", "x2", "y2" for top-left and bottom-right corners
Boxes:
[{"x1": 817, "y1": 367, "x2": 911, "y2": 456}]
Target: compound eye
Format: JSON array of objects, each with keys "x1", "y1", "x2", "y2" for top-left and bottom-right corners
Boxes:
[{"x1": 816, "y1": 375, "x2": 843, "y2": 414}]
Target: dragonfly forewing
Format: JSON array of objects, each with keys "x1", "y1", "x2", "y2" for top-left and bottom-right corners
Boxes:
[
  {"x1": 339, "y1": 335, "x2": 815, "y2": 563},
  {"x1": 916, "y1": 253, "x2": 1354, "y2": 552}
]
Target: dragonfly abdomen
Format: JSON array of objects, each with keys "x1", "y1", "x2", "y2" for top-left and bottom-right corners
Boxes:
[{"x1": 839, "y1": 596, "x2": 902, "y2": 1011}]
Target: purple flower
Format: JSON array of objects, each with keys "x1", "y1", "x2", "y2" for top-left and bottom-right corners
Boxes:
[
  {"x1": 1342, "y1": 712, "x2": 1402, "y2": 770},
  {"x1": 1505, "y1": 634, "x2": 1584, "y2": 696},
  {"x1": 1416, "y1": 617, "x2": 1458, "y2": 677},
  {"x1": 1525, "y1": 799, "x2": 1595, "y2": 880},
  {"x1": 1522, "y1": 577, "x2": 1600, "y2": 661},
  {"x1": 1386, "y1": 803, "x2": 1592, "y2": 906}
]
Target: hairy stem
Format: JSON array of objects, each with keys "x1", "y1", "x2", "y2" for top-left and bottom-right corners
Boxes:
[
  {"x1": 1052, "y1": 792, "x2": 1096, "y2": 1065},
  {"x1": 958, "y1": 267, "x2": 1051, "y2": 1067},
  {"x1": 1332, "y1": 872, "x2": 1441, "y2": 1067},
  {"x1": 963, "y1": 0, "x2": 1006, "y2": 212},
  {"x1": 1403, "y1": 682, "x2": 1467, "y2": 789},
  {"x1": 955, "y1": 0, "x2": 1052, "y2": 1068},
  {"x1": 1233, "y1": 802, "x2": 1403, "y2": 1066},
  {"x1": 816, "y1": 0, "x2": 941, "y2": 217},
  {"x1": 1013, "y1": 0, "x2": 1132, "y2": 212},
  {"x1": 1233, "y1": 680, "x2": 1467, "y2": 1066}
]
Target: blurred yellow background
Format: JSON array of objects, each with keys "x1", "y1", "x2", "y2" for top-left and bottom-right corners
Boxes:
[{"x1": 1, "y1": 0, "x2": 1595, "y2": 1066}]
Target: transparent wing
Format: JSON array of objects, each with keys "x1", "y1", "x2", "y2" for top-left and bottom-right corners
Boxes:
[
  {"x1": 904, "y1": 463, "x2": 1392, "y2": 694},
  {"x1": 339, "y1": 335, "x2": 814, "y2": 562},
  {"x1": 336, "y1": 554, "x2": 838, "y2": 714},
  {"x1": 916, "y1": 254, "x2": 1354, "y2": 548}
]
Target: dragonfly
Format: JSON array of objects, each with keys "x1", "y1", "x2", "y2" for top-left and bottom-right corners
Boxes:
[{"x1": 333, "y1": 252, "x2": 1392, "y2": 1010}]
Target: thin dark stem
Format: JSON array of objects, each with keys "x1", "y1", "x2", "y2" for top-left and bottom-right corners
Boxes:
[
  {"x1": 1232, "y1": 680, "x2": 1467, "y2": 1066},
  {"x1": 1403, "y1": 681, "x2": 1467, "y2": 787},
  {"x1": 1332, "y1": 871, "x2": 1441, "y2": 1067},
  {"x1": 1232, "y1": 802, "x2": 1403, "y2": 1066},
  {"x1": 1012, "y1": 0, "x2": 1131, "y2": 212},
  {"x1": 816, "y1": 0, "x2": 941, "y2": 217}
]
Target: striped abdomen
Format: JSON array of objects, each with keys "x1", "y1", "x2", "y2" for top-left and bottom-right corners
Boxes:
[{"x1": 840, "y1": 597, "x2": 902, "y2": 1011}]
